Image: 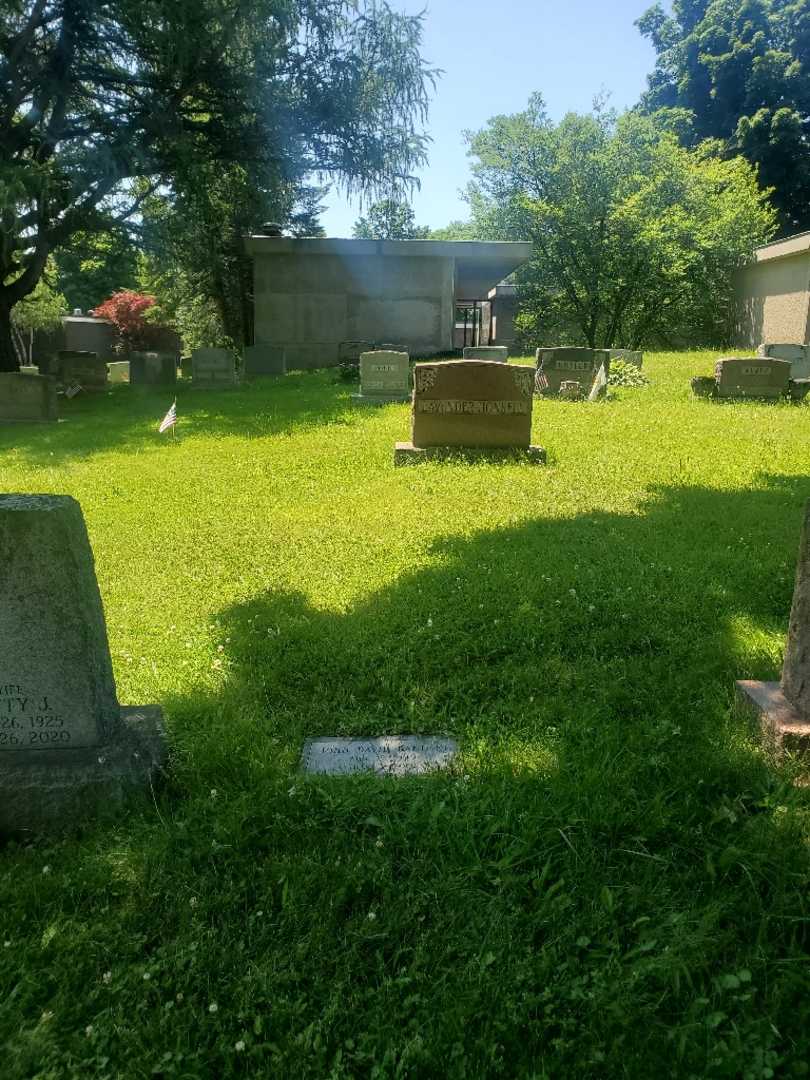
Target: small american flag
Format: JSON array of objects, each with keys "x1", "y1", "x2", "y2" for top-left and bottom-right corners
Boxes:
[
  {"x1": 535, "y1": 369, "x2": 549, "y2": 392},
  {"x1": 64, "y1": 383, "x2": 82, "y2": 399},
  {"x1": 158, "y1": 400, "x2": 177, "y2": 434}
]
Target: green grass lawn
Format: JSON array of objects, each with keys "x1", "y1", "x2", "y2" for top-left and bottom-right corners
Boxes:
[{"x1": 1, "y1": 351, "x2": 809, "y2": 1079}]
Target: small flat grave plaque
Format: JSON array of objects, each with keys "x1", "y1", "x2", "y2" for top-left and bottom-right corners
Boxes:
[{"x1": 301, "y1": 735, "x2": 458, "y2": 776}]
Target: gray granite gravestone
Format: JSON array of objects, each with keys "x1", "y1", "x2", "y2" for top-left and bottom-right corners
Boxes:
[
  {"x1": 191, "y1": 348, "x2": 239, "y2": 388},
  {"x1": 129, "y1": 352, "x2": 176, "y2": 386},
  {"x1": 714, "y1": 357, "x2": 790, "y2": 399},
  {"x1": 609, "y1": 349, "x2": 643, "y2": 370},
  {"x1": 0, "y1": 373, "x2": 58, "y2": 423},
  {"x1": 58, "y1": 350, "x2": 108, "y2": 392},
  {"x1": 301, "y1": 736, "x2": 458, "y2": 776},
  {"x1": 737, "y1": 502, "x2": 810, "y2": 755},
  {"x1": 758, "y1": 343, "x2": 810, "y2": 379},
  {"x1": 0, "y1": 496, "x2": 165, "y2": 833},
  {"x1": 244, "y1": 345, "x2": 286, "y2": 377},
  {"x1": 535, "y1": 348, "x2": 610, "y2": 398},
  {"x1": 352, "y1": 350, "x2": 411, "y2": 404},
  {"x1": 462, "y1": 346, "x2": 508, "y2": 362}
]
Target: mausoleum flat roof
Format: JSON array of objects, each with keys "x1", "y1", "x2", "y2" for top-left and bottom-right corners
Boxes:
[
  {"x1": 754, "y1": 231, "x2": 810, "y2": 263},
  {"x1": 244, "y1": 236, "x2": 533, "y2": 297}
]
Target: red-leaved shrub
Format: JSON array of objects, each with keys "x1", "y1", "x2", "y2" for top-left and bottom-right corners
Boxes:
[{"x1": 92, "y1": 291, "x2": 157, "y2": 351}]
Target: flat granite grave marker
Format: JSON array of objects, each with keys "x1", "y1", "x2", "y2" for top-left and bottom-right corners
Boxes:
[
  {"x1": 352, "y1": 350, "x2": 411, "y2": 404},
  {"x1": 244, "y1": 344, "x2": 286, "y2": 377},
  {"x1": 129, "y1": 352, "x2": 176, "y2": 386},
  {"x1": 0, "y1": 495, "x2": 165, "y2": 834},
  {"x1": 462, "y1": 346, "x2": 508, "y2": 362},
  {"x1": 191, "y1": 348, "x2": 239, "y2": 388},
  {"x1": 394, "y1": 359, "x2": 544, "y2": 464},
  {"x1": 737, "y1": 502, "x2": 810, "y2": 755},
  {"x1": 714, "y1": 357, "x2": 790, "y2": 399},
  {"x1": 535, "y1": 348, "x2": 610, "y2": 398},
  {"x1": 758, "y1": 342, "x2": 810, "y2": 379},
  {"x1": 0, "y1": 373, "x2": 58, "y2": 423},
  {"x1": 302, "y1": 736, "x2": 458, "y2": 776}
]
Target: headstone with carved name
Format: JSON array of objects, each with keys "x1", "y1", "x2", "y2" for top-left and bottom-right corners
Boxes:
[
  {"x1": 191, "y1": 348, "x2": 239, "y2": 388},
  {"x1": 462, "y1": 346, "x2": 508, "y2": 363},
  {"x1": 58, "y1": 350, "x2": 108, "y2": 392},
  {"x1": 353, "y1": 350, "x2": 410, "y2": 404},
  {"x1": 535, "y1": 348, "x2": 610, "y2": 398},
  {"x1": 302, "y1": 736, "x2": 458, "y2": 776},
  {"x1": 395, "y1": 359, "x2": 544, "y2": 464},
  {"x1": 714, "y1": 357, "x2": 790, "y2": 399},
  {"x1": 0, "y1": 373, "x2": 58, "y2": 423},
  {"x1": 737, "y1": 501, "x2": 810, "y2": 755},
  {"x1": 0, "y1": 495, "x2": 165, "y2": 834}
]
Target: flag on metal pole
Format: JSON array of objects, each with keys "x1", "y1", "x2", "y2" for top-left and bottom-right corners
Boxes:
[{"x1": 158, "y1": 400, "x2": 177, "y2": 434}]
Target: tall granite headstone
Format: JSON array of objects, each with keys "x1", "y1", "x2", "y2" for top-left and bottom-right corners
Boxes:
[
  {"x1": 191, "y1": 348, "x2": 239, "y2": 388},
  {"x1": 353, "y1": 350, "x2": 411, "y2": 404},
  {"x1": 129, "y1": 352, "x2": 176, "y2": 386},
  {"x1": 758, "y1": 343, "x2": 810, "y2": 379},
  {"x1": 535, "y1": 348, "x2": 610, "y2": 398},
  {"x1": 0, "y1": 496, "x2": 165, "y2": 833},
  {"x1": 394, "y1": 359, "x2": 544, "y2": 464},
  {"x1": 0, "y1": 373, "x2": 58, "y2": 423},
  {"x1": 737, "y1": 502, "x2": 810, "y2": 754}
]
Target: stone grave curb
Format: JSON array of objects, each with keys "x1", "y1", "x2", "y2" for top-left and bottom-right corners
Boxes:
[
  {"x1": 394, "y1": 441, "x2": 546, "y2": 466},
  {"x1": 735, "y1": 680, "x2": 810, "y2": 758}
]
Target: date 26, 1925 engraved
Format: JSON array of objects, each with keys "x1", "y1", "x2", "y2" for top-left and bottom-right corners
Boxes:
[{"x1": 0, "y1": 684, "x2": 70, "y2": 747}]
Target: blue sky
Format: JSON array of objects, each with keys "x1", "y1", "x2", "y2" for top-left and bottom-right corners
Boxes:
[{"x1": 321, "y1": 0, "x2": 661, "y2": 236}]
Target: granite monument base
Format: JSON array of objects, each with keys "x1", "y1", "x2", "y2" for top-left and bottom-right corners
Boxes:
[
  {"x1": 0, "y1": 705, "x2": 166, "y2": 835},
  {"x1": 735, "y1": 681, "x2": 810, "y2": 757},
  {"x1": 351, "y1": 391, "x2": 411, "y2": 405},
  {"x1": 394, "y1": 440, "x2": 546, "y2": 466}
]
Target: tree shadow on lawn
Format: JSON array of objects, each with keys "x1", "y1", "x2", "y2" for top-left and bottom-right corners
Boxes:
[
  {"x1": 0, "y1": 371, "x2": 370, "y2": 466},
  {"x1": 151, "y1": 473, "x2": 810, "y2": 1071}
]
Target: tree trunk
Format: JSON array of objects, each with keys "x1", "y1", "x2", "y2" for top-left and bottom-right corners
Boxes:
[{"x1": 0, "y1": 304, "x2": 20, "y2": 373}]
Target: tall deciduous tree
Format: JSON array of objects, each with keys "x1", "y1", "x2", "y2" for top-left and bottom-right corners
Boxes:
[
  {"x1": 352, "y1": 198, "x2": 430, "y2": 239},
  {"x1": 637, "y1": 0, "x2": 810, "y2": 233},
  {"x1": 0, "y1": 1, "x2": 435, "y2": 371},
  {"x1": 465, "y1": 96, "x2": 775, "y2": 349}
]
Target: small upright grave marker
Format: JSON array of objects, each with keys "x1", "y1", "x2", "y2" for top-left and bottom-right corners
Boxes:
[
  {"x1": 353, "y1": 350, "x2": 411, "y2": 404},
  {"x1": 0, "y1": 495, "x2": 165, "y2": 833},
  {"x1": 191, "y1": 348, "x2": 239, "y2": 388},
  {"x1": 0, "y1": 373, "x2": 58, "y2": 423},
  {"x1": 107, "y1": 361, "x2": 130, "y2": 384},
  {"x1": 244, "y1": 345, "x2": 286, "y2": 377},
  {"x1": 129, "y1": 352, "x2": 176, "y2": 386},
  {"x1": 395, "y1": 359, "x2": 544, "y2": 464},
  {"x1": 535, "y1": 348, "x2": 610, "y2": 398},
  {"x1": 462, "y1": 346, "x2": 508, "y2": 362},
  {"x1": 737, "y1": 502, "x2": 810, "y2": 755},
  {"x1": 302, "y1": 736, "x2": 458, "y2": 776}
]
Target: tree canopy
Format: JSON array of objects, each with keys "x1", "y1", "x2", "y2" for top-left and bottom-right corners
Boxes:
[
  {"x1": 465, "y1": 96, "x2": 775, "y2": 349},
  {"x1": 637, "y1": 0, "x2": 810, "y2": 233},
  {"x1": 352, "y1": 198, "x2": 430, "y2": 239},
  {"x1": 0, "y1": 1, "x2": 436, "y2": 369}
]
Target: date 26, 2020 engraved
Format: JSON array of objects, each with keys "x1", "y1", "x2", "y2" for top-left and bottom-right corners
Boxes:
[{"x1": 0, "y1": 684, "x2": 70, "y2": 747}]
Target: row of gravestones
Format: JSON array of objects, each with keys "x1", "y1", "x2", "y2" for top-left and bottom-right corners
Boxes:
[
  {"x1": 691, "y1": 344, "x2": 810, "y2": 401},
  {"x1": 4, "y1": 490, "x2": 809, "y2": 833},
  {"x1": 0, "y1": 346, "x2": 288, "y2": 424}
]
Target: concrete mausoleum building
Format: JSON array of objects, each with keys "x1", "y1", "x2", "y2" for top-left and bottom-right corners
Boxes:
[
  {"x1": 735, "y1": 231, "x2": 810, "y2": 347},
  {"x1": 245, "y1": 235, "x2": 533, "y2": 369}
]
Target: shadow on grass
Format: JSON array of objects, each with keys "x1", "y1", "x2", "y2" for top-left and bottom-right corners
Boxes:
[
  {"x1": 0, "y1": 370, "x2": 369, "y2": 466},
  {"x1": 3, "y1": 476, "x2": 810, "y2": 1078}
]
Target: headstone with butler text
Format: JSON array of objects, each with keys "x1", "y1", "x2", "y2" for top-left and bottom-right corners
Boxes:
[
  {"x1": 535, "y1": 348, "x2": 610, "y2": 398},
  {"x1": 394, "y1": 359, "x2": 544, "y2": 464},
  {"x1": 0, "y1": 495, "x2": 165, "y2": 834}
]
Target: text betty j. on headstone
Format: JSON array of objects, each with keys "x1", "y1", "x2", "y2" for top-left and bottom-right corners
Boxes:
[{"x1": 0, "y1": 495, "x2": 166, "y2": 834}]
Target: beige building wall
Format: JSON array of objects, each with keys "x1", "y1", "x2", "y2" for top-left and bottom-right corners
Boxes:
[{"x1": 735, "y1": 234, "x2": 810, "y2": 348}]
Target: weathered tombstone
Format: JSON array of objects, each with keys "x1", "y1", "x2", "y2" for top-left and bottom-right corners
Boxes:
[
  {"x1": 191, "y1": 348, "x2": 239, "y2": 388},
  {"x1": 714, "y1": 357, "x2": 790, "y2": 399},
  {"x1": 352, "y1": 350, "x2": 411, "y2": 405},
  {"x1": 58, "y1": 350, "x2": 108, "y2": 392},
  {"x1": 758, "y1": 343, "x2": 810, "y2": 379},
  {"x1": 0, "y1": 373, "x2": 58, "y2": 423},
  {"x1": 302, "y1": 736, "x2": 458, "y2": 776},
  {"x1": 737, "y1": 502, "x2": 810, "y2": 755},
  {"x1": 462, "y1": 346, "x2": 508, "y2": 363},
  {"x1": 244, "y1": 344, "x2": 286, "y2": 377},
  {"x1": 0, "y1": 496, "x2": 165, "y2": 833},
  {"x1": 609, "y1": 349, "x2": 644, "y2": 370},
  {"x1": 129, "y1": 352, "x2": 176, "y2": 386},
  {"x1": 535, "y1": 348, "x2": 610, "y2": 398},
  {"x1": 107, "y1": 361, "x2": 130, "y2": 384},
  {"x1": 19, "y1": 365, "x2": 39, "y2": 376},
  {"x1": 394, "y1": 359, "x2": 544, "y2": 464}
]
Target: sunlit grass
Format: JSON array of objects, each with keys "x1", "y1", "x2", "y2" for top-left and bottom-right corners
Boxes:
[{"x1": 0, "y1": 352, "x2": 809, "y2": 1078}]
